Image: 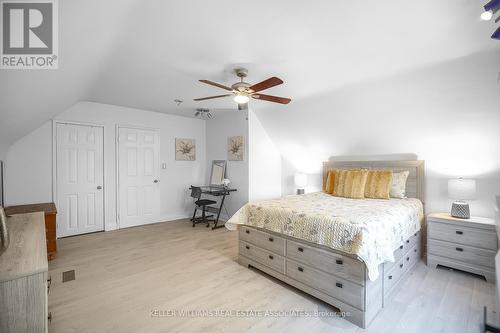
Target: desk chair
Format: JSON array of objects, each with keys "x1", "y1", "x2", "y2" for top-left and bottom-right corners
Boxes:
[{"x1": 190, "y1": 186, "x2": 217, "y2": 227}]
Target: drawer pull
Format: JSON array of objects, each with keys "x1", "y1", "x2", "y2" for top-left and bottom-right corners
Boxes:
[
  {"x1": 414, "y1": 232, "x2": 417, "y2": 236},
  {"x1": 245, "y1": 245, "x2": 250, "y2": 250},
  {"x1": 406, "y1": 257, "x2": 410, "y2": 261},
  {"x1": 298, "y1": 247, "x2": 304, "y2": 252},
  {"x1": 298, "y1": 267, "x2": 304, "y2": 272},
  {"x1": 245, "y1": 230, "x2": 250, "y2": 234},
  {"x1": 456, "y1": 247, "x2": 463, "y2": 252},
  {"x1": 406, "y1": 240, "x2": 410, "y2": 244},
  {"x1": 48, "y1": 312, "x2": 52, "y2": 324},
  {"x1": 399, "y1": 245, "x2": 403, "y2": 250},
  {"x1": 399, "y1": 264, "x2": 403, "y2": 268},
  {"x1": 456, "y1": 230, "x2": 463, "y2": 235},
  {"x1": 388, "y1": 275, "x2": 393, "y2": 280},
  {"x1": 414, "y1": 248, "x2": 417, "y2": 253},
  {"x1": 336, "y1": 259, "x2": 343, "y2": 265},
  {"x1": 336, "y1": 282, "x2": 343, "y2": 288},
  {"x1": 268, "y1": 237, "x2": 274, "y2": 242},
  {"x1": 268, "y1": 255, "x2": 274, "y2": 260}
]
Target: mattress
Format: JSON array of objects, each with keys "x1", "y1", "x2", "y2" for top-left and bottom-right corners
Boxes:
[{"x1": 226, "y1": 192, "x2": 424, "y2": 281}]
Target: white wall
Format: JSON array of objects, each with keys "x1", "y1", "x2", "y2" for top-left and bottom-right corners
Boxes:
[
  {"x1": 248, "y1": 110, "x2": 282, "y2": 200},
  {"x1": 4, "y1": 122, "x2": 53, "y2": 205},
  {"x1": 255, "y1": 50, "x2": 500, "y2": 218},
  {"x1": 206, "y1": 110, "x2": 249, "y2": 218},
  {"x1": 5, "y1": 101, "x2": 206, "y2": 230}
]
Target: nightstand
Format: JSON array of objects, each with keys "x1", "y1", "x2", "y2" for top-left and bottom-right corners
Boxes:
[{"x1": 427, "y1": 212, "x2": 497, "y2": 282}]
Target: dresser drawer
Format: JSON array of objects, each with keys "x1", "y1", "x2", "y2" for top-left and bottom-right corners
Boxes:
[
  {"x1": 428, "y1": 239, "x2": 495, "y2": 268},
  {"x1": 286, "y1": 259, "x2": 364, "y2": 310},
  {"x1": 286, "y1": 239, "x2": 365, "y2": 285},
  {"x1": 429, "y1": 222, "x2": 497, "y2": 250},
  {"x1": 239, "y1": 241, "x2": 285, "y2": 274},
  {"x1": 239, "y1": 226, "x2": 285, "y2": 256}
]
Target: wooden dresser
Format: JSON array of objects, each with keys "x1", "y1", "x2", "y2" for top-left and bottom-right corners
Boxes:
[
  {"x1": 427, "y1": 212, "x2": 497, "y2": 282},
  {"x1": 5, "y1": 203, "x2": 57, "y2": 260},
  {"x1": 0, "y1": 212, "x2": 49, "y2": 332}
]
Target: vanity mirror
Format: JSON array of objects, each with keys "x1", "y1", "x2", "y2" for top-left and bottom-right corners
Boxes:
[{"x1": 210, "y1": 160, "x2": 226, "y2": 186}]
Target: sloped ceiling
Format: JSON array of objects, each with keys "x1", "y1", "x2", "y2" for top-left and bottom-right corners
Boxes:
[{"x1": 0, "y1": 0, "x2": 498, "y2": 147}]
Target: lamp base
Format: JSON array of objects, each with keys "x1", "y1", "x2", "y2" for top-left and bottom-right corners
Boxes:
[
  {"x1": 296, "y1": 189, "x2": 305, "y2": 195},
  {"x1": 451, "y1": 201, "x2": 470, "y2": 219}
]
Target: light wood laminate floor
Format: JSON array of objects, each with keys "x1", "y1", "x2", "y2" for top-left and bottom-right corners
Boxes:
[{"x1": 48, "y1": 219, "x2": 495, "y2": 333}]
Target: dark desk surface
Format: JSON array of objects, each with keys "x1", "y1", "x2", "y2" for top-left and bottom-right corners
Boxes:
[{"x1": 192, "y1": 186, "x2": 237, "y2": 194}]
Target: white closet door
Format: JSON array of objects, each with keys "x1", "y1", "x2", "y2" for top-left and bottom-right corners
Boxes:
[
  {"x1": 118, "y1": 127, "x2": 160, "y2": 228},
  {"x1": 56, "y1": 123, "x2": 104, "y2": 237}
]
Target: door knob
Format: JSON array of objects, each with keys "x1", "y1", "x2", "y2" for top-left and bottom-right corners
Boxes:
[
  {"x1": 97, "y1": 186, "x2": 102, "y2": 190},
  {"x1": 154, "y1": 180, "x2": 159, "y2": 183}
]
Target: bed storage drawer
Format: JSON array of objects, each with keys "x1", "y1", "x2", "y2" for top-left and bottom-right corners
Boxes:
[
  {"x1": 428, "y1": 222, "x2": 497, "y2": 250},
  {"x1": 384, "y1": 255, "x2": 405, "y2": 295},
  {"x1": 428, "y1": 239, "x2": 495, "y2": 268},
  {"x1": 239, "y1": 241, "x2": 285, "y2": 274},
  {"x1": 286, "y1": 259, "x2": 364, "y2": 310},
  {"x1": 239, "y1": 226, "x2": 285, "y2": 256},
  {"x1": 384, "y1": 242, "x2": 420, "y2": 296},
  {"x1": 286, "y1": 239, "x2": 365, "y2": 285},
  {"x1": 383, "y1": 232, "x2": 420, "y2": 272},
  {"x1": 385, "y1": 244, "x2": 405, "y2": 272},
  {"x1": 402, "y1": 231, "x2": 419, "y2": 251}
]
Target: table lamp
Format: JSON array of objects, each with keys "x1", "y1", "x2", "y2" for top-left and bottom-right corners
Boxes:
[
  {"x1": 295, "y1": 173, "x2": 307, "y2": 195},
  {"x1": 448, "y1": 178, "x2": 476, "y2": 219}
]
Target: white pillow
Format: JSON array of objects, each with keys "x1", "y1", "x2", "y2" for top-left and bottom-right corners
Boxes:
[{"x1": 390, "y1": 171, "x2": 410, "y2": 198}]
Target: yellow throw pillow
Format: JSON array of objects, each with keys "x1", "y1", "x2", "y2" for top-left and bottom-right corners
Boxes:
[
  {"x1": 365, "y1": 170, "x2": 393, "y2": 199},
  {"x1": 334, "y1": 169, "x2": 368, "y2": 199},
  {"x1": 324, "y1": 170, "x2": 337, "y2": 194}
]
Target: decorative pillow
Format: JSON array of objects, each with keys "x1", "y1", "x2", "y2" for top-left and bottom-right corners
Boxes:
[
  {"x1": 390, "y1": 170, "x2": 410, "y2": 198},
  {"x1": 365, "y1": 170, "x2": 393, "y2": 199},
  {"x1": 334, "y1": 169, "x2": 369, "y2": 199},
  {"x1": 324, "y1": 170, "x2": 337, "y2": 194}
]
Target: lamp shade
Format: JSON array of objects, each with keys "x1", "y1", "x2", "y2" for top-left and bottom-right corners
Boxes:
[
  {"x1": 294, "y1": 173, "x2": 307, "y2": 188},
  {"x1": 448, "y1": 178, "x2": 476, "y2": 200}
]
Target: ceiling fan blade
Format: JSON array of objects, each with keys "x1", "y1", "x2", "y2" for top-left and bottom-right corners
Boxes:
[
  {"x1": 199, "y1": 80, "x2": 233, "y2": 91},
  {"x1": 252, "y1": 94, "x2": 291, "y2": 104},
  {"x1": 249, "y1": 77, "x2": 283, "y2": 93},
  {"x1": 194, "y1": 94, "x2": 232, "y2": 101}
]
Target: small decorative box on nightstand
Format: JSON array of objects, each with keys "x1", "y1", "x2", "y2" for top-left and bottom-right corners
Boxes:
[{"x1": 427, "y1": 212, "x2": 497, "y2": 282}]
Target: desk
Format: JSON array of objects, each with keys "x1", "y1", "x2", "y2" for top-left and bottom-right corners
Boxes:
[{"x1": 190, "y1": 186, "x2": 236, "y2": 229}]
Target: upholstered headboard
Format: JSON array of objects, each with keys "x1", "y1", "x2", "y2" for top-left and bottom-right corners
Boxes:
[{"x1": 322, "y1": 160, "x2": 425, "y2": 204}]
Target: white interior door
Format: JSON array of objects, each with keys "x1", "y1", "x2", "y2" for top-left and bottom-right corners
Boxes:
[
  {"x1": 118, "y1": 127, "x2": 160, "y2": 228},
  {"x1": 56, "y1": 123, "x2": 105, "y2": 237}
]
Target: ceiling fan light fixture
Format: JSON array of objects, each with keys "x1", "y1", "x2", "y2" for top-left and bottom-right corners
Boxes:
[
  {"x1": 481, "y1": 10, "x2": 493, "y2": 20},
  {"x1": 234, "y1": 93, "x2": 250, "y2": 104}
]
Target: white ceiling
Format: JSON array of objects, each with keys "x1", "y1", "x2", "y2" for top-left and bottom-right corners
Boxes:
[{"x1": 0, "y1": 0, "x2": 498, "y2": 146}]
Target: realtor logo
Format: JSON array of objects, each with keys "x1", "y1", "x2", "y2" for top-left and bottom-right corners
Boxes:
[{"x1": 1, "y1": 0, "x2": 58, "y2": 69}]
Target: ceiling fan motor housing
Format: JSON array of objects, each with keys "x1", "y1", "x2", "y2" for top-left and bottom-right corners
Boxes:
[{"x1": 231, "y1": 81, "x2": 252, "y2": 92}]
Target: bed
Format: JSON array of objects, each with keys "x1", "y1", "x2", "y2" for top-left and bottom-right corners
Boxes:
[{"x1": 225, "y1": 160, "x2": 425, "y2": 328}]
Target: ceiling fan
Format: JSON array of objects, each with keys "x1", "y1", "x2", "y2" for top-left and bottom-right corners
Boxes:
[{"x1": 194, "y1": 68, "x2": 291, "y2": 108}]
